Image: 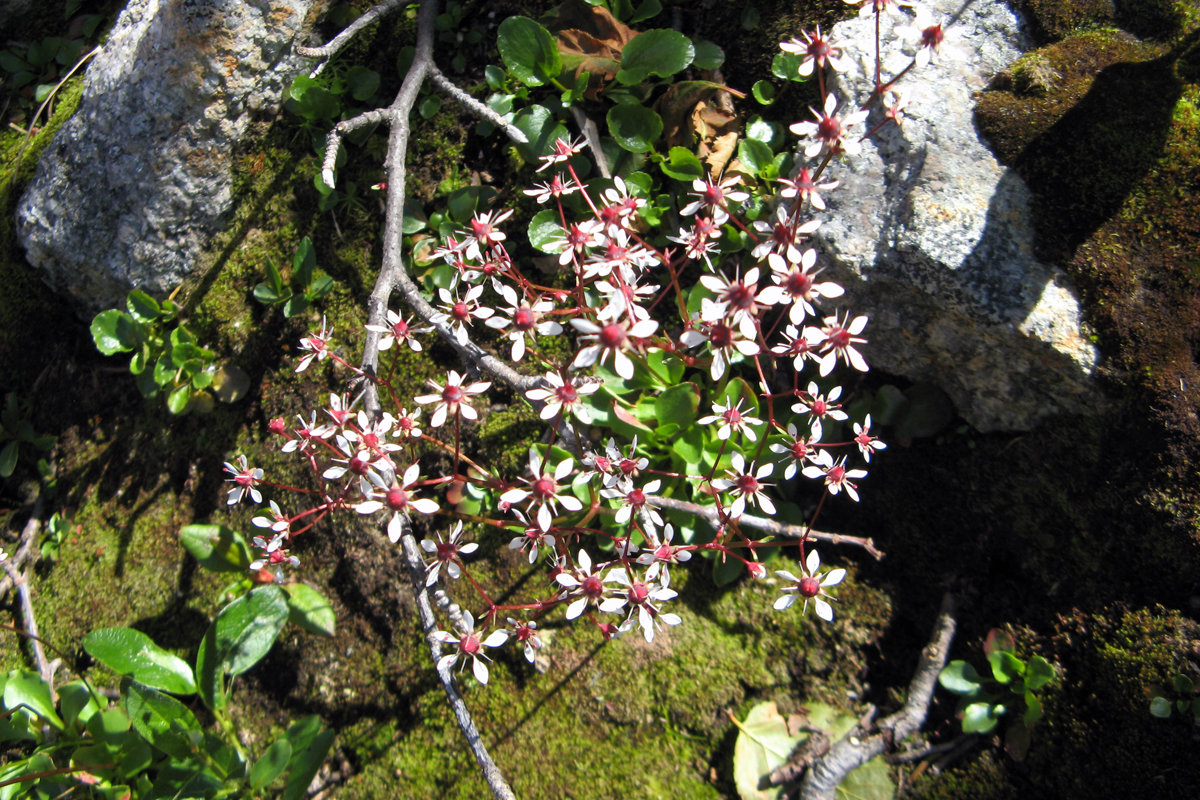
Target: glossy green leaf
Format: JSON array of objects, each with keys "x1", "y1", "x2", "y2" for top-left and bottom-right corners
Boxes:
[
  {"x1": 83, "y1": 628, "x2": 196, "y2": 695},
  {"x1": 607, "y1": 103, "x2": 663, "y2": 153},
  {"x1": 58, "y1": 680, "x2": 101, "y2": 729},
  {"x1": 2, "y1": 669, "x2": 63, "y2": 730},
  {"x1": 419, "y1": 95, "x2": 443, "y2": 119},
  {"x1": 1024, "y1": 655, "x2": 1055, "y2": 691},
  {"x1": 345, "y1": 65, "x2": 380, "y2": 101},
  {"x1": 751, "y1": 79, "x2": 775, "y2": 105},
  {"x1": 629, "y1": 0, "x2": 663, "y2": 23},
  {"x1": 771, "y1": 51, "x2": 806, "y2": 82},
  {"x1": 123, "y1": 680, "x2": 199, "y2": 761},
  {"x1": 284, "y1": 583, "x2": 337, "y2": 637},
  {"x1": 738, "y1": 138, "x2": 774, "y2": 176},
  {"x1": 661, "y1": 146, "x2": 703, "y2": 181},
  {"x1": 126, "y1": 290, "x2": 161, "y2": 323},
  {"x1": 293, "y1": 237, "x2": 316, "y2": 287},
  {"x1": 497, "y1": 17, "x2": 561, "y2": 87},
  {"x1": 712, "y1": 553, "x2": 744, "y2": 587},
  {"x1": 616, "y1": 29, "x2": 694, "y2": 85},
  {"x1": 90, "y1": 310, "x2": 139, "y2": 355},
  {"x1": 1022, "y1": 691, "x2": 1043, "y2": 726},
  {"x1": 691, "y1": 39, "x2": 724, "y2": 70},
  {"x1": 988, "y1": 650, "x2": 1025, "y2": 684},
  {"x1": 166, "y1": 384, "x2": 192, "y2": 415},
  {"x1": 962, "y1": 701, "x2": 1002, "y2": 734},
  {"x1": 283, "y1": 716, "x2": 335, "y2": 800},
  {"x1": 938, "y1": 660, "x2": 983, "y2": 694},
  {"x1": 655, "y1": 382, "x2": 700, "y2": 427},
  {"x1": 250, "y1": 739, "x2": 293, "y2": 791},
  {"x1": 528, "y1": 208, "x2": 565, "y2": 254},
  {"x1": 213, "y1": 585, "x2": 289, "y2": 677},
  {"x1": 646, "y1": 349, "x2": 685, "y2": 384},
  {"x1": 1173, "y1": 673, "x2": 1195, "y2": 693}
]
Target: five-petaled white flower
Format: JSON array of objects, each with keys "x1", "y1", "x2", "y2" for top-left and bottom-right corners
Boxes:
[
  {"x1": 817, "y1": 312, "x2": 869, "y2": 375},
  {"x1": 853, "y1": 415, "x2": 887, "y2": 462},
  {"x1": 224, "y1": 455, "x2": 264, "y2": 505},
  {"x1": 792, "y1": 382, "x2": 849, "y2": 440},
  {"x1": 524, "y1": 371, "x2": 599, "y2": 422},
  {"x1": 680, "y1": 177, "x2": 749, "y2": 224},
  {"x1": 296, "y1": 316, "x2": 333, "y2": 373},
  {"x1": 570, "y1": 317, "x2": 659, "y2": 380},
  {"x1": 773, "y1": 549, "x2": 846, "y2": 621},
  {"x1": 250, "y1": 532, "x2": 300, "y2": 583},
  {"x1": 556, "y1": 549, "x2": 618, "y2": 620},
  {"x1": 356, "y1": 462, "x2": 440, "y2": 543},
  {"x1": 506, "y1": 617, "x2": 544, "y2": 664},
  {"x1": 365, "y1": 309, "x2": 430, "y2": 352},
  {"x1": 506, "y1": 508, "x2": 556, "y2": 565},
  {"x1": 779, "y1": 26, "x2": 852, "y2": 76},
  {"x1": 711, "y1": 453, "x2": 776, "y2": 518},
  {"x1": 252, "y1": 500, "x2": 290, "y2": 534},
  {"x1": 789, "y1": 93, "x2": 869, "y2": 159},
  {"x1": 802, "y1": 449, "x2": 868, "y2": 501},
  {"x1": 484, "y1": 284, "x2": 562, "y2": 361},
  {"x1": 500, "y1": 450, "x2": 583, "y2": 532},
  {"x1": 414, "y1": 371, "x2": 491, "y2": 428},
  {"x1": 432, "y1": 285, "x2": 494, "y2": 345},
  {"x1": 698, "y1": 399, "x2": 764, "y2": 442},
  {"x1": 607, "y1": 564, "x2": 682, "y2": 643},
  {"x1": 433, "y1": 610, "x2": 509, "y2": 685},
  {"x1": 600, "y1": 477, "x2": 665, "y2": 530},
  {"x1": 420, "y1": 521, "x2": 479, "y2": 586}
]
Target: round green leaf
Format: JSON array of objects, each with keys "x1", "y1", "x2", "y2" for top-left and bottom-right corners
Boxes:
[
  {"x1": 738, "y1": 138, "x2": 774, "y2": 177},
  {"x1": 691, "y1": 38, "x2": 724, "y2": 70},
  {"x1": 3, "y1": 669, "x2": 63, "y2": 730},
  {"x1": 988, "y1": 650, "x2": 1025, "y2": 684},
  {"x1": 513, "y1": 105, "x2": 570, "y2": 164},
  {"x1": 751, "y1": 79, "x2": 776, "y2": 105},
  {"x1": 497, "y1": 17, "x2": 561, "y2": 87},
  {"x1": 122, "y1": 680, "x2": 199, "y2": 761},
  {"x1": 938, "y1": 660, "x2": 983, "y2": 694},
  {"x1": 0, "y1": 441, "x2": 17, "y2": 478},
  {"x1": 284, "y1": 583, "x2": 337, "y2": 637},
  {"x1": 125, "y1": 290, "x2": 161, "y2": 323},
  {"x1": 345, "y1": 65, "x2": 380, "y2": 102},
  {"x1": 616, "y1": 29, "x2": 694, "y2": 85},
  {"x1": 166, "y1": 384, "x2": 192, "y2": 415},
  {"x1": 962, "y1": 701, "x2": 1003, "y2": 734},
  {"x1": 835, "y1": 756, "x2": 895, "y2": 800},
  {"x1": 528, "y1": 208, "x2": 566, "y2": 254},
  {"x1": 180, "y1": 524, "x2": 252, "y2": 573},
  {"x1": 606, "y1": 103, "x2": 663, "y2": 153},
  {"x1": 771, "y1": 51, "x2": 806, "y2": 82},
  {"x1": 654, "y1": 382, "x2": 700, "y2": 427},
  {"x1": 83, "y1": 628, "x2": 197, "y2": 695},
  {"x1": 1024, "y1": 655, "x2": 1055, "y2": 691},
  {"x1": 90, "y1": 310, "x2": 138, "y2": 355}
]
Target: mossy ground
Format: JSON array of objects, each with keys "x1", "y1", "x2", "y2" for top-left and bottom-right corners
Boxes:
[{"x1": 3, "y1": 0, "x2": 1200, "y2": 798}]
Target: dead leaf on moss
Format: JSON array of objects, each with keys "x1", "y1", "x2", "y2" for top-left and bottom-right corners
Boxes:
[{"x1": 547, "y1": 0, "x2": 637, "y2": 96}]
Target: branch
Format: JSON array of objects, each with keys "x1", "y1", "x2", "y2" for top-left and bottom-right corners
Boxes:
[
  {"x1": 0, "y1": 497, "x2": 55, "y2": 686},
  {"x1": 798, "y1": 594, "x2": 956, "y2": 800},
  {"x1": 648, "y1": 495, "x2": 885, "y2": 560},
  {"x1": 429, "y1": 64, "x2": 528, "y2": 145},
  {"x1": 399, "y1": 531, "x2": 516, "y2": 800},
  {"x1": 296, "y1": 0, "x2": 409, "y2": 75}
]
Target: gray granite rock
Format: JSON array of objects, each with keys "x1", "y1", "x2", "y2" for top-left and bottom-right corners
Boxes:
[
  {"x1": 16, "y1": 0, "x2": 316, "y2": 315},
  {"x1": 810, "y1": 0, "x2": 1104, "y2": 431}
]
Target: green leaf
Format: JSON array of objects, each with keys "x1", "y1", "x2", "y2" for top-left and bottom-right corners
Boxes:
[
  {"x1": 655, "y1": 382, "x2": 700, "y2": 427},
  {"x1": 771, "y1": 51, "x2": 806, "y2": 82},
  {"x1": 1024, "y1": 655, "x2": 1055, "y2": 691},
  {"x1": 646, "y1": 349, "x2": 685, "y2": 384},
  {"x1": 984, "y1": 628, "x2": 1016, "y2": 657},
  {"x1": 250, "y1": 739, "x2": 293, "y2": 791},
  {"x1": 213, "y1": 585, "x2": 289, "y2": 677},
  {"x1": 691, "y1": 39, "x2": 724, "y2": 70},
  {"x1": 616, "y1": 29, "x2": 694, "y2": 85},
  {"x1": 284, "y1": 583, "x2": 337, "y2": 637},
  {"x1": 607, "y1": 103, "x2": 663, "y2": 153},
  {"x1": 738, "y1": 138, "x2": 774, "y2": 177},
  {"x1": 661, "y1": 146, "x2": 704, "y2": 181},
  {"x1": 166, "y1": 384, "x2": 192, "y2": 415},
  {"x1": 90, "y1": 310, "x2": 139, "y2": 355},
  {"x1": 751, "y1": 79, "x2": 776, "y2": 105},
  {"x1": 1022, "y1": 691, "x2": 1043, "y2": 727},
  {"x1": 83, "y1": 628, "x2": 197, "y2": 695},
  {"x1": 497, "y1": 17, "x2": 561, "y2": 87},
  {"x1": 962, "y1": 701, "x2": 1003, "y2": 734},
  {"x1": 629, "y1": 0, "x2": 663, "y2": 23},
  {"x1": 58, "y1": 680, "x2": 101, "y2": 729},
  {"x1": 672, "y1": 426, "x2": 704, "y2": 464},
  {"x1": 0, "y1": 442, "x2": 16, "y2": 478},
  {"x1": 712, "y1": 553, "x2": 744, "y2": 587},
  {"x1": 283, "y1": 716, "x2": 335, "y2": 800},
  {"x1": 419, "y1": 95, "x2": 443, "y2": 119},
  {"x1": 123, "y1": 679, "x2": 199, "y2": 761},
  {"x1": 835, "y1": 756, "x2": 896, "y2": 800},
  {"x1": 988, "y1": 650, "x2": 1025, "y2": 685},
  {"x1": 732, "y1": 701, "x2": 805, "y2": 800},
  {"x1": 293, "y1": 237, "x2": 316, "y2": 288},
  {"x1": 254, "y1": 283, "x2": 286, "y2": 304},
  {"x1": 938, "y1": 660, "x2": 983, "y2": 694},
  {"x1": 528, "y1": 208, "x2": 565, "y2": 254},
  {"x1": 2, "y1": 670, "x2": 63, "y2": 730},
  {"x1": 185, "y1": 524, "x2": 255, "y2": 574},
  {"x1": 345, "y1": 65, "x2": 379, "y2": 102},
  {"x1": 126, "y1": 290, "x2": 161, "y2": 323},
  {"x1": 1173, "y1": 673, "x2": 1195, "y2": 693}
]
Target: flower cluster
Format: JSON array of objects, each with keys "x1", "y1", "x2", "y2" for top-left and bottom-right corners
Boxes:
[{"x1": 225, "y1": 0, "x2": 952, "y2": 685}]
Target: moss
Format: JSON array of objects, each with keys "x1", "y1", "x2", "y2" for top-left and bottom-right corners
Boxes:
[
  {"x1": 1011, "y1": 0, "x2": 1118, "y2": 43},
  {"x1": 478, "y1": 403, "x2": 543, "y2": 477},
  {"x1": 909, "y1": 752, "x2": 1017, "y2": 800}
]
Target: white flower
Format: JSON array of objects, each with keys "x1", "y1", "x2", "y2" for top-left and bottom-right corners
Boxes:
[
  {"x1": 697, "y1": 399, "x2": 763, "y2": 442},
  {"x1": 499, "y1": 450, "x2": 583, "y2": 532},
  {"x1": 420, "y1": 521, "x2": 479, "y2": 586},
  {"x1": 816, "y1": 312, "x2": 869, "y2": 375},
  {"x1": 431, "y1": 285, "x2": 494, "y2": 345},
  {"x1": 773, "y1": 549, "x2": 846, "y2": 621},
  {"x1": 524, "y1": 372, "x2": 599, "y2": 422},
  {"x1": 555, "y1": 549, "x2": 618, "y2": 620},
  {"x1": 223, "y1": 455, "x2": 264, "y2": 505},
  {"x1": 413, "y1": 370, "x2": 491, "y2": 428},
  {"x1": 433, "y1": 610, "x2": 508, "y2": 685},
  {"x1": 296, "y1": 316, "x2": 333, "y2": 373},
  {"x1": 711, "y1": 453, "x2": 776, "y2": 518},
  {"x1": 600, "y1": 477, "x2": 665, "y2": 530},
  {"x1": 365, "y1": 309, "x2": 430, "y2": 352},
  {"x1": 853, "y1": 415, "x2": 887, "y2": 462},
  {"x1": 355, "y1": 462, "x2": 441, "y2": 543},
  {"x1": 801, "y1": 449, "x2": 868, "y2": 501},
  {"x1": 792, "y1": 382, "x2": 848, "y2": 441},
  {"x1": 789, "y1": 93, "x2": 869, "y2": 159},
  {"x1": 484, "y1": 284, "x2": 561, "y2": 361},
  {"x1": 608, "y1": 564, "x2": 682, "y2": 643},
  {"x1": 506, "y1": 508, "x2": 556, "y2": 564},
  {"x1": 570, "y1": 317, "x2": 659, "y2": 380}
]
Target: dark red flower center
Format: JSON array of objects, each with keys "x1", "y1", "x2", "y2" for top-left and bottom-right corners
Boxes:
[
  {"x1": 532, "y1": 477, "x2": 556, "y2": 501},
  {"x1": 787, "y1": 270, "x2": 814, "y2": 296},
  {"x1": 348, "y1": 454, "x2": 370, "y2": 475},
  {"x1": 514, "y1": 308, "x2": 535, "y2": 330},
  {"x1": 599, "y1": 324, "x2": 626, "y2": 348},
  {"x1": 726, "y1": 283, "x2": 755, "y2": 310},
  {"x1": 629, "y1": 582, "x2": 650, "y2": 604},
  {"x1": 437, "y1": 541, "x2": 457, "y2": 561},
  {"x1": 459, "y1": 633, "x2": 481, "y2": 655},
  {"x1": 386, "y1": 487, "x2": 409, "y2": 510},
  {"x1": 736, "y1": 475, "x2": 759, "y2": 495},
  {"x1": 799, "y1": 576, "x2": 821, "y2": 597},
  {"x1": 451, "y1": 301, "x2": 471, "y2": 322},
  {"x1": 710, "y1": 322, "x2": 733, "y2": 348},
  {"x1": 817, "y1": 115, "x2": 842, "y2": 142},
  {"x1": 828, "y1": 327, "x2": 851, "y2": 349},
  {"x1": 555, "y1": 384, "x2": 578, "y2": 404},
  {"x1": 811, "y1": 399, "x2": 827, "y2": 416},
  {"x1": 392, "y1": 320, "x2": 409, "y2": 337},
  {"x1": 582, "y1": 575, "x2": 604, "y2": 599},
  {"x1": 627, "y1": 489, "x2": 646, "y2": 508},
  {"x1": 442, "y1": 385, "x2": 464, "y2": 404}
]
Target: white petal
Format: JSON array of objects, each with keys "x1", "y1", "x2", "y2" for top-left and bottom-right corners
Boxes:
[
  {"x1": 472, "y1": 656, "x2": 490, "y2": 684},
  {"x1": 814, "y1": 597, "x2": 834, "y2": 621}
]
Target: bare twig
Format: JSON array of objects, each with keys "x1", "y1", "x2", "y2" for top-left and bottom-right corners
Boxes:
[
  {"x1": 798, "y1": 594, "x2": 957, "y2": 800},
  {"x1": 648, "y1": 495, "x2": 885, "y2": 560},
  {"x1": 400, "y1": 532, "x2": 516, "y2": 800},
  {"x1": 429, "y1": 64, "x2": 528, "y2": 145},
  {"x1": 296, "y1": 0, "x2": 409, "y2": 74},
  {"x1": 0, "y1": 498, "x2": 54, "y2": 686}
]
